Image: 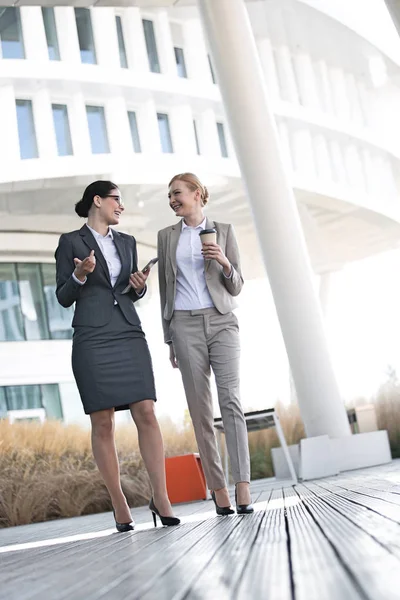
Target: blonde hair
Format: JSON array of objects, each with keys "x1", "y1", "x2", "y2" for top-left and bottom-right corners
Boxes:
[{"x1": 168, "y1": 173, "x2": 210, "y2": 206}]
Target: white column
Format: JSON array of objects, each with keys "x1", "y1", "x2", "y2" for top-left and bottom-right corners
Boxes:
[
  {"x1": 105, "y1": 96, "x2": 132, "y2": 157},
  {"x1": 183, "y1": 19, "x2": 211, "y2": 83},
  {"x1": 69, "y1": 92, "x2": 91, "y2": 158},
  {"x1": 197, "y1": 0, "x2": 350, "y2": 439},
  {"x1": 170, "y1": 104, "x2": 196, "y2": 156},
  {"x1": 329, "y1": 66, "x2": 350, "y2": 121},
  {"x1": 20, "y1": 8, "x2": 48, "y2": 63},
  {"x1": 315, "y1": 59, "x2": 334, "y2": 116},
  {"x1": 33, "y1": 89, "x2": 57, "y2": 159},
  {"x1": 0, "y1": 86, "x2": 19, "y2": 164},
  {"x1": 123, "y1": 8, "x2": 148, "y2": 73},
  {"x1": 55, "y1": 8, "x2": 80, "y2": 65},
  {"x1": 154, "y1": 10, "x2": 176, "y2": 76},
  {"x1": 256, "y1": 38, "x2": 280, "y2": 102},
  {"x1": 293, "y1": 53, "x2": 320, "y2": 110},
  {"x1": 319, "y1": 272, "x2": 331, "y2": 318},
  {"x1": 91, "y1": 8, "x2": 119, "y2": 69}
]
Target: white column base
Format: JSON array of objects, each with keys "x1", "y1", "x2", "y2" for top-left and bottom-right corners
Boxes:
[{"x1": 271, "y1": 431, "x2": 392, "y2": 481}]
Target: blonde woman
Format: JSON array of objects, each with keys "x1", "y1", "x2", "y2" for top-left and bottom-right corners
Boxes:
[{"x1": 157, "y1": 173, "x2": 253, "y2": 514}]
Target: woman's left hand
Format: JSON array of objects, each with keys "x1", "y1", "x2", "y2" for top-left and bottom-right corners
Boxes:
[
  {"x1": 202, "y1": 242, "x2": 231, "y2": 272},
  {"x1": 129, "y1": 270, "x2": 149, "y2": 293}
]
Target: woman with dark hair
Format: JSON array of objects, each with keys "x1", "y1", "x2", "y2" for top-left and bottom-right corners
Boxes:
[{"x1": 55, "y1": 180, "x2": 179, "y2": 531}]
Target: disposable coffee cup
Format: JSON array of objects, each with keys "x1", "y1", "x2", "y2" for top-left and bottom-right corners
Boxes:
[{"x1": 199, "y1": 228, "x2": 217, "y2": 245}]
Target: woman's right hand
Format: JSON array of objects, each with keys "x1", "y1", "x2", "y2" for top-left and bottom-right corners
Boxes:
[
  {"x1": 169, "y1": 344, "x2": 179, "y2": 369},
  {"x1": 73, "y1": 250, "x2": 96, "y2": 282}
]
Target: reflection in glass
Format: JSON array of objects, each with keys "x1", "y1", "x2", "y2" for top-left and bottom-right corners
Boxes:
[
  {"x1": 116, "y1": 16, "x2": 128, "y2": 69},
  {"x1": 86, "y1": 106, "x2": 110, "y2": 154},
  {"x1": 52, "y1": 104, "x2": 73, "y2": 156},
  {"x1": 16, "y1": 100, "x2": 38, "y2": 160},
  {"x1": 75, "y1": 8, "x2": 96, "y2": 64},
  {"x1": 42, "y1": 7, "x2": 60, "y2": 61},
  {"x1": 174, "y1": 47, "x2": 187, "y2": 78},
  {"x1": 157, "y1": 113, "x2": 173, "y2": 153},
  {"x1": 41, "y1": 263, "x2": 73, "y2": 339},
  {"x1": 0, "y1": 8, "x2": 25, "y2": 59},
  {"x1": 6, "y1": 385, "x2": 42, "y2": 411},
  {"x1": 41, "y1": 384, "x2": 63, "y2": 419},
  {"x1": 0, "y1": 388, "x2": 7, "y2": 419},
  {"x1": 0, "y1": 264, "x2": 24, "y2": 341},
  {"x1": 17, "y1": 264, "x2": 49, "y2": 340},
  {"x1": 128, "y1": 111, "x2": 141, "y2": 153},
  {"x1": 217, "y1": 122, "x2": 228, "y2": 158},
  {"x1": 142, "y1": 19, "x2": 160, "y2": 74}
]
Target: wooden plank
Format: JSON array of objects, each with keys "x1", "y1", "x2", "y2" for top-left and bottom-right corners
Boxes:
[
  {"x1": 283, "y1": 486, "x2": 364, "y2": 600},
  {"x1": 234, "y1": 490, "x2": 292, "y2": 600},
  {"x1": 308, "y1": 481, "x2": 400, "y2": 558},
  {"x1": 297, "y1": 484, "x2": 400, "y2": 600},
  {"x1": 325, "y1": 481, "x2": 400, "y2": 523}
]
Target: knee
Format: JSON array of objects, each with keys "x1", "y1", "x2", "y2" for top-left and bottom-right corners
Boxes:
[
  {"x1": 133, "y1": 402, "x2": 157, "y2": 428},
  {"x1": 91, "y1": 415, "x2": 114, "y2": 439}
]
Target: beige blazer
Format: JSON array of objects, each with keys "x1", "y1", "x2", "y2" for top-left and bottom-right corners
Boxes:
[{"x1": 157, "y1": 218, "x2": 244, "y2": 344}]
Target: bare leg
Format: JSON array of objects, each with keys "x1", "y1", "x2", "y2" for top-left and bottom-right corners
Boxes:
[
  {"x1": 130, "y1": 400, "x2": 174, "y2": 517},
  {"x1": 90, "y1": 409, "x2": 132, "y2": 524},
  {"x1": 213, "y1": 487, "x2": 232, "y2": 507},
  {"x1": 236, "y1": 481, "x2": 251, "y2": 505}
]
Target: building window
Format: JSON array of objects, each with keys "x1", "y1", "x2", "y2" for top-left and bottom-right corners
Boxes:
[
  {"x1": 115, "y1": 16, "x2": 128, "y2": 69},
  {"x1": 142, "y1": 19, "x2": 160, "y2": 74},
  {"x1": 42, "y1": 8, "x2": 60, "y2": 61},
  {"x1": 86, "y1": 106, "x2": 110, "y2": 154},
  {"x1": 128, "y1": 111, "x2": 141, "y2": 153},
  {"x1": 0, "y1": 384, "x2": 63, "y2": 420},
  {"x1": 0, "y1": 8, "x2": 25, "y2": 59},
  {"x1": 75, "y1": 8, "x2": 96, "y2": 65},
  {"x1": 208, "y1": 55, "x2": 216, "y2": 84},
  {"x1": 174, "y1": 47, "x2": 187, "y2": 78},
  {"x1": 217, "y1": 122, "x2": 228, "y2": 158},
  {"x1": 0, "y1": 263, "x2": 73, "y2": 343},
  {"x1": 52, "y1": 104, "x2": 73, "y2": 156},
  {"x1": 157, "y1": 113, "x2": 173, "y2": 153},
  {"x1": 193, "y1": 120, "x2": 200, "y2": 155},
  {"x1": 16, "y1": 100, "x2": 38, "y2": 160}
]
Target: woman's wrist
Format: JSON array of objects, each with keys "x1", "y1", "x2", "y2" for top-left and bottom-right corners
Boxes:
[
  {"x1": 73, "y1": 268, "x2": 86, "y2": 283},
  {"x1": 222, "y1": 261, "x2": 232, "y2": 276}
]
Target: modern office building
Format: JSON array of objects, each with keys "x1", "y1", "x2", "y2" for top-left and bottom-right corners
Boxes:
[{"x1": 1, "y1": 0, "x2": 400, "y2": 425}]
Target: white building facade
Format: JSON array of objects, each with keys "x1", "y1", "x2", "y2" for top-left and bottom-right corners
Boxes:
[{"x1": 1, "y1": 0, "x2": 400, "y2": 425}]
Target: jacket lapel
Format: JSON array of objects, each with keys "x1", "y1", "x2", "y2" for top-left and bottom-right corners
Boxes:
[
  {"x1": 79, "y1": 224, "x2": 111, "y2": 286},
  {"x1": 168, "y1": 222, "x2": 181, "y2": 275},
  {"x1": 112, "y1": 230, "x2": 129, "y2": 288},
  {"x1": 205, "y1": 217, "x2": 216, "y2": 272}
]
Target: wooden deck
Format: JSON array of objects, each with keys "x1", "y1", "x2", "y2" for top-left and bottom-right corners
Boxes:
[{"x1": 1, "y1": 462, "x2": 400, "y2": 599}]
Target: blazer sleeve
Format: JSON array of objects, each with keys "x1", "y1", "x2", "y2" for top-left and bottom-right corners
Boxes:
[
  {"x1": 127, "y1": 236, "x2": 147, "y2": 303},
  {"x1": 55, "y1": 234, "x2": 84, "y2": 308},
  {"x1": 157, "y1": 230, "x2": 172, "y2": 344},
  {"x1": 222, "y1": 224, "x2": 244, "y2": 297}
]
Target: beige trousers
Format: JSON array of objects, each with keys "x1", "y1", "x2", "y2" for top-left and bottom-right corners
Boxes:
[{"x1": 170, "y1": 307, "x2": 250, "y2": 490}]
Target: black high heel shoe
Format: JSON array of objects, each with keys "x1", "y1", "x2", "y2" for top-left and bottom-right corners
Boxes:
[
  {"x1": 235, "y1": 486, "x2": 254, "y2": 514},
  {"x1": 112, "y1": 509, "x2": 134, "y2": 533},
  {"x1": 149, "y1": 497, "x2": 180, "y2": 527},
  {"x1": 211, "y1": 491, "x2": 235, "y2": 516}
]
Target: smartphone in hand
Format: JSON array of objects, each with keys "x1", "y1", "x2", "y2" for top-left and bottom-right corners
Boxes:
[{"x1": 121, "y1": 257, "x2": 159, "y2": 294}]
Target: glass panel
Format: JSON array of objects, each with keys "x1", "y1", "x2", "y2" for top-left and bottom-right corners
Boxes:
[
  {"x1": 41, "y1": 384, "x2": 63, "y2": 420},
  {"x1": 41, "y1": 263, "x2": 73, "y2": 340},
  {"x1": 128, "y1": 111, "x2": 141, "y2": 153},
  {"x1": 42, "y1": 7, "x2": 60, "y2": 61},
  {"x1": 75, "y1": 8, "x2": 96, "y2": 65},
  {"x1": 208, "y1": 55, "x2": 216, "y2": 84},
  {"x1": 174, "y1": 47, "x2": 187, "y2": 78},
  {"x1": 52, "y1": 104, "x2": 73, "y2": 156},
  {"x1": 86, "y1": 106, "x2": 110, "y2": 154},
  {"x1": 157, "y1": 113, "x2": 173, "y2": 153},
  {"x1": 193, "y1": 120, "x2": 200, "y2": 155},
  {"x1": 0, "y1": 8, "x2": 25, "y2": 59},
  {"x1": 142, "y1": 19, "x2": 160, "y2": 74},
  {"x1": 116, "y1": 16, "x2": 128, "y2": 69},
  {"x1": 0, "y1": 264, "x2": 24, "y2": 341},
  {"x1": 17, "y1": 264, "x2": 49, "y2": 340},
  {"x1": 217, "y1": 122, "x2": 228, "y2": 158},
  {"x1": 6, "y1": 385, "x2": 42, "y2": 411},
  {"x1": 16, "y1": 100, "x2": 38, "y2": 160},
  {"x1": 0, "y1": 388, "x2": 7, "y2": 419}
]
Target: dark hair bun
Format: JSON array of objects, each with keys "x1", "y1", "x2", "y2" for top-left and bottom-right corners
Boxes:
[{"x1": 75, "y1": 180, "x2": 118, "y2": 219}]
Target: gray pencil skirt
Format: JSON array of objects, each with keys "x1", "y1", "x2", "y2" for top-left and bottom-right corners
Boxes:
[{"x1": 72, "y1": 305, "x2": 157, "y2": 414}]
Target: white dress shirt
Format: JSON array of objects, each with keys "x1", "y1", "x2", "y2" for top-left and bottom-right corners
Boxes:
[
  {"x1": 73, "y1": 225, "x2": 121, "y2": 288},
  {"x1": 174, "y1": 218, "x2": 215, "y2": 310}
]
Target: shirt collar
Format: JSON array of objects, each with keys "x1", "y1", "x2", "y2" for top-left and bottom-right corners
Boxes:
[
  {"x1": 87, "y1": 224, "x2": 114, "y2": 240},
  {"x1": 181, "y1": 217, "x2": 207, "y2": 231}
]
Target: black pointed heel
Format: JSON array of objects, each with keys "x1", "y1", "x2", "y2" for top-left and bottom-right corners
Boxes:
[
  {"x1": 211, "y1": 491, "x2": 235, "y2": 516},
  {"x1": 149, "y1": 497, "x2": 180, "y2": 527},
  {"x1": 235, "y1": 486, "x2": 254, "y2": 514},
  {"x1": 112, "y1": 509, "x2": 134, "y2": 533}
]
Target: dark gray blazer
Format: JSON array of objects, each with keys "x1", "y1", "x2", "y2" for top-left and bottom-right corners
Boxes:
[{"x1": 55, "y1": 224, "x2": 145, "y2": 328}]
